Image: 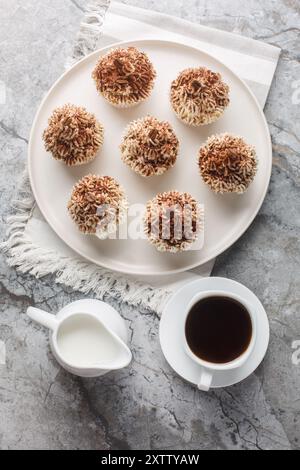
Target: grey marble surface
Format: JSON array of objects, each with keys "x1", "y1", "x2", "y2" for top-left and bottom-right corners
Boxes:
[{"x1": 0, "y1": 0, "x2": 299, "y2": 450}]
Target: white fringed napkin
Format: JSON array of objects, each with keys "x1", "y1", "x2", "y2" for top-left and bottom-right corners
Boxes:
[{"x1": 1, "y1": 1, "x2": 280, "y2": 314}]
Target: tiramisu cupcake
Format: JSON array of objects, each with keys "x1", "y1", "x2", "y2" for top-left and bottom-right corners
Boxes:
[
  {"x1": 199, "y1": 133, "x2": 257, "y2": 194},
  {"x1": 68, "y1": 175, "x2": 128, "y2": 238},
  {"x1": 170, "y1": 67, "x2": 230, "y2": 126},
  {"x1": 144, "y1": 191, "x2": 203, "y2": 253},
  {"x1": 120, "y1": 116, "x2": 179, "y2": 177},
  {"x1": 43, "y1": 104, "x2": 104, "y2": 166},
  {"x1": 92, "y1": 47, "x2": 156, "y2": 108}
]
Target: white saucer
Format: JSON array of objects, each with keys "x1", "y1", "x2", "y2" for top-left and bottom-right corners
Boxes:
[{"x1": 159, "y1": 277, "x2": 270, "y2": 389}]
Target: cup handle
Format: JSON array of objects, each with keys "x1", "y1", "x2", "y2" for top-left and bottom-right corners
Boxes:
[
  {"x1": 27, "y1": 307, "x2": 58, "y2": 331},
  {"x1": 198, "y1": 369, "x2": 213, "y2": 392}
]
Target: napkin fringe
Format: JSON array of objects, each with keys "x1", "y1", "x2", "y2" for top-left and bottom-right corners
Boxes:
[
  {"x1": 66, "y1": 0, "x2": 111, "y2": 68},
  {"x1": 0, "y1": 171, "x2": 170, "y2": 315}
]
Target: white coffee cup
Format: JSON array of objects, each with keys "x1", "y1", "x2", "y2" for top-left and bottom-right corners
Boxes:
[{"x1": 184, "y1": 291, "x2": 257, "y2": 392}]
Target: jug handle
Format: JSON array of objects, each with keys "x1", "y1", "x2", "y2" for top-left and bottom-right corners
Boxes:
[{"x1": 27, "y1": 307, "x2": 58, "y2": 331}]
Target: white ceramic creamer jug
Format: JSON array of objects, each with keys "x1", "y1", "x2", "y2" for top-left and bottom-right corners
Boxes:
[{"x1": 27, "y1": 299, "x2": 132, "y2": 377}]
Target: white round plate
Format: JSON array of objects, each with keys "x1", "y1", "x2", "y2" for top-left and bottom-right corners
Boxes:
[
  {"x1": 28, "y1": 39, "x2": 272, "y2": 276},
  {"x1": 159, "y1": 277, "x2": 270, "y2": 389}
]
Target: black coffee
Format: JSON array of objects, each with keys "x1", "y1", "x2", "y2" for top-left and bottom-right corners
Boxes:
[{"x1": 185, "y1": 296, "x2": 252, "y2": 364}]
